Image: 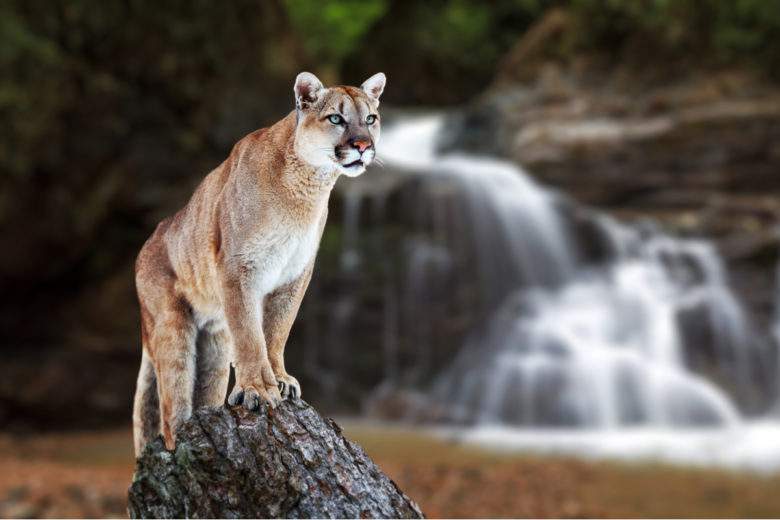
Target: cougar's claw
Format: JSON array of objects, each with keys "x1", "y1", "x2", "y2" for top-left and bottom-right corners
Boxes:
[
  {"x1": 229, "y1": 384, "x2": 282, "y2": 410},
  {"x1": 277, "y1": 374, "x2": 301, "y2": 401}
]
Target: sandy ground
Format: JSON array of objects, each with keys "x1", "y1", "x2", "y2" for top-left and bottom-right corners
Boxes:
[{"x1": 1, "y1": 423, "x2": 780, "y2": 518}]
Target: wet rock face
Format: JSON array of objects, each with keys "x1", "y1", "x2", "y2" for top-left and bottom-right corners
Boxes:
[
  {"x1": 128, "y1": 401, "x2": 424, "y2": 519},
  {"x1": 444, "y1": 67, "x2": 780, "y2": 234}
]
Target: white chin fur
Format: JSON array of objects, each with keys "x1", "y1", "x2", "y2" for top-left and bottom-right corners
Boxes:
[{"x1": 339, "y1": 163, "x2": 366, "y2": 177}]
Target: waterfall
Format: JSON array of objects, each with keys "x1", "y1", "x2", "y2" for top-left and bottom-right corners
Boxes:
[
  {"x1": 369, "y1": 114, "x2": 777, "y2": 429},
  {"x1": 432, "y1": 250, "x2": 743, "y2": 428},
  {"x1": 774, "y1": 259, "x2": 780, "y2": 347},
  {"x1": 774, "y1": 260, "x2": 780, "y2": 414},
  {"x1": 312, "y1": 112, "x2": 780, "y2": 469}
]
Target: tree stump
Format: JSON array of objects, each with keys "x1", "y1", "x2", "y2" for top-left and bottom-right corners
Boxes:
[{"x1": 127, "y1": 400, "x2": 424, "y2": 518}]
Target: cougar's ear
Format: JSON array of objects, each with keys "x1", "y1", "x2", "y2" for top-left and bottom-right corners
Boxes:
[
  {"x1": 361, "y1": 72, "x2": 386, "y2": 102},
  {"x1": 294, "y1": 72, "x2": 324, "y2": 109}
]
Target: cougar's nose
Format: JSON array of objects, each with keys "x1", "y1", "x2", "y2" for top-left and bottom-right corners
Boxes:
[{"x1": 350, "y1": 137, "x2": 372, "y2": 153}]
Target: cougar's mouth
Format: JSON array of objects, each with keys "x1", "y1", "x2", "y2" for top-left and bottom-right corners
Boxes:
[{"x1": 343, "y1": 159, "x2": 364, "y2": 168}]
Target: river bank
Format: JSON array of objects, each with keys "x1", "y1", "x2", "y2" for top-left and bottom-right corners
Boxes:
[{"x1": 2, "y1": 424, "x2": 780, "y2": 518}]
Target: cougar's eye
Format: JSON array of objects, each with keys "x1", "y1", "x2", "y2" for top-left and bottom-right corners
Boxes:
[
  {"x1": 328, "y1": 114, "x2": 344, "y2": 125},
  {"x1": 366, "y1": 114, "x2": 377, "y2": 125}
]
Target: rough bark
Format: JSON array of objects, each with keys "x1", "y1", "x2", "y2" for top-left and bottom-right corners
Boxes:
[{"x1": 127, "y1": 400, "x2": 424, "y2": 519}]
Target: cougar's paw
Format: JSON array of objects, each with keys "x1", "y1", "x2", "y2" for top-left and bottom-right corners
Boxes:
[
  {"x1": 228, "y1": 383, "x2": 282, "y2": 411},
  {"x1": 277, "y1": 374, "x2": 301, "y2": 400}
]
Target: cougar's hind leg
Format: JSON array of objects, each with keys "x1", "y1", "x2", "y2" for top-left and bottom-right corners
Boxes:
[
  {"x1": 132, "y1": 346, "x2": 159, "y2": 457},
  {"x1": 193, "y1": 326, "x2": 231, "y2": 409},
  {"x1": 154, "y1": 306, "x2": 197, "y2": 451},
  {"x1": 147, "y1": 297, "x2": 197, "y2": 451},
  {"x1": 134, "y1": 221, "x2": 197, "y2": 451}
]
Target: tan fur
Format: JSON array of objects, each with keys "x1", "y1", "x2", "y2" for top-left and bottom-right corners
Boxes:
[{"x1": 132, "y1": 72, "x2": 385, "y2": 456}]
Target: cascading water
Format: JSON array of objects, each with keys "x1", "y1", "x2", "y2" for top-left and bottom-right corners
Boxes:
[
  {"x1": 378, "y1": 114, "x2": 757, "y2": 429},
  {"x1": 317, "y1": 113, "x2": 780, "y2": 470},
  {"x1": 433, "y1": 240, "x2": 744, "y2": 428},
  {"x1": 774, "y1": 260, "x2": 780, "y2": 414}
]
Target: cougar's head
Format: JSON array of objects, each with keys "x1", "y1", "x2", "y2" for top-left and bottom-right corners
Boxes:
[{"x1": 293, "y1": 71, "x2": 386, "y2": 177}]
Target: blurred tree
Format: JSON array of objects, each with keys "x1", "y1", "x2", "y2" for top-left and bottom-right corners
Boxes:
[
  {"x1": 283, "y1": 0, "x2": 388, "y2": 83},
  {"x1": 569, "y1": 0, "x2": 780, "y2": 77},
  {"x1": 0, "y1": 0, "x2": 307, "y2": 347},
  {"x1": 341, "y1": 0, "x2": 554, "y2": 104}
]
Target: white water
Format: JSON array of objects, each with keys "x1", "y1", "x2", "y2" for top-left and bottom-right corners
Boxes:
[
  {"x1": 368, "y1": 114, "x2": 780, "y2": 470},
  {"x1": 774, "y1": 260, "x2": 780, "y2": 414},
  {"x1": 438, "y1": 421, "x2": 780, "y2": 473}
]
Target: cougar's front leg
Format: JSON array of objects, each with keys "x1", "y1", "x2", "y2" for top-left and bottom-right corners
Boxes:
[
  {"x1": 264, "y1": 262, "x2": 314, "y2": 400},
  {"x1": 222, "y1": 271, "x2": 282, "y2": 410}
]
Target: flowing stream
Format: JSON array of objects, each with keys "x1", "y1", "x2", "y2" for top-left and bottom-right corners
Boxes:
[{"x1": 323, "y1": 113, "x2": 780, "y2": 471}]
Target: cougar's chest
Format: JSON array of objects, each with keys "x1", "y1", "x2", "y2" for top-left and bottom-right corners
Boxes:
[{"x1": 247, "y1": 217, "x2": 321, "y2": 295}]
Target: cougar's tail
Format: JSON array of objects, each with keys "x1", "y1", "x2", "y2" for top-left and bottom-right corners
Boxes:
[{"x1": 132, "y1": 350, "x2": 159, "y2": 457}]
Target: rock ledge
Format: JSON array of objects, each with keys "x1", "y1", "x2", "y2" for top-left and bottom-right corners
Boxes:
[{"x1": 127, "y1": 400, "x2": 424, "y2": 519}]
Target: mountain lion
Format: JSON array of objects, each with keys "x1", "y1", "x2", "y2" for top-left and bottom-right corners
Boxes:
[{"x1": 132, "y1": 72, "x2": 386, "y2": 456}]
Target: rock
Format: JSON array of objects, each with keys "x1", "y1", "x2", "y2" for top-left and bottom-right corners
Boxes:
[{"x1": 127, "y1": 401, "x2": 424, "y2": 519}]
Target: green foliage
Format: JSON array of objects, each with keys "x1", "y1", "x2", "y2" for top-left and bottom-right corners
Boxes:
[
  {"x1": 283, "y1": 0, "x2": 388, "y2": 74},
  {"x1": 0, "y1": 5, "x2": 66, "y2": 180},
  {"x1": 338, "y1": 0, "x2": 554, "y2": 104},
  {"x1": 0, "y1": 0, "x2": 301, "y2": 282},
  {"x1": 427, "y1": 1, "x2": 493, "y2": 63},
  {"x1": 713, "y1": 0, "x2": 780, "y2": 67},
  {"x1": 569, "y1": 0, "x2": 780, "y2": 75}
]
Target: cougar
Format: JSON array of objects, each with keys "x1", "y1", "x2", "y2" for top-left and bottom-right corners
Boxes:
[{"x1": 132, "y1": 72, "x2": 386, "y2": 456}]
